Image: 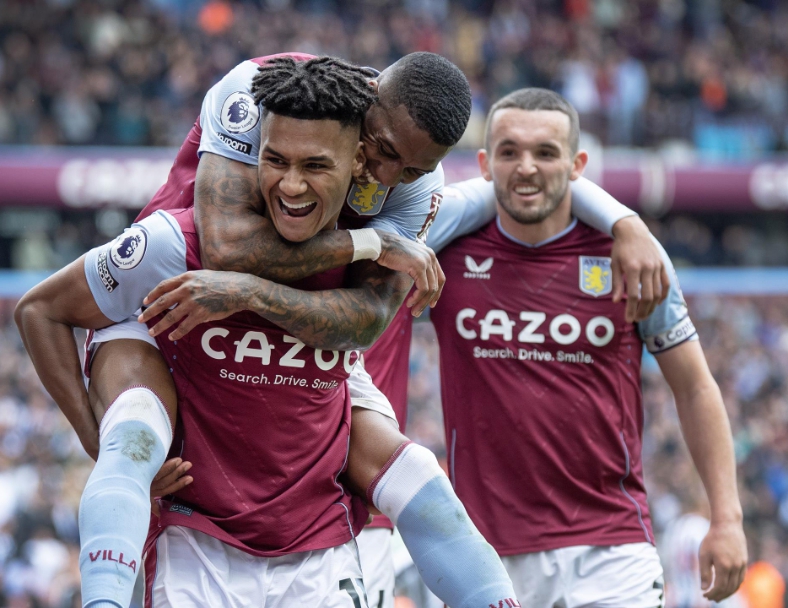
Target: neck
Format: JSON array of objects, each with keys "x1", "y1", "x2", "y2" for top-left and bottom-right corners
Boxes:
[{"x1": 497, "y1": 192, "x2": 573, "y2": 245}]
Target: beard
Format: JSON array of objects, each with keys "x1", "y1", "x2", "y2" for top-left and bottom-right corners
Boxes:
[{"x1": 494, "y1": 174, "x2": 571, "y2": 225}]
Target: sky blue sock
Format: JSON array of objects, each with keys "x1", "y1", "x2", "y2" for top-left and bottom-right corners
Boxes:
[
  {"x1": 370, "y1": 443, "x2": 519, "y2": 608},
  {"x1": 79, "y1": 389, "x2": 169, "y2": 608}
]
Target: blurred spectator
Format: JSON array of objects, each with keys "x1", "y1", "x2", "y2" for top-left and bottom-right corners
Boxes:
[{"x1": 1, "y1": 0, "x2": 788, "y2": 152}]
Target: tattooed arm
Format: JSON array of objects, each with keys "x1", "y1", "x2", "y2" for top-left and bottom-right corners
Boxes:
[
  {"x1": 195, "y1": 153, "x2": 440, "y2": 311},
  {"x1": 139, "y1": 261, "x2": 411, "y2": 351}
]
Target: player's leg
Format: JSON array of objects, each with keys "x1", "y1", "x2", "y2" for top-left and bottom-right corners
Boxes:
[
  {"x1": 565, "y1": 543, "x2": 665, "y2": 608},
  {"x1": 355, "y1": 527, "x2": 395, "y2": 608},
  {"x1": 79, "y1": 321, "x2": 176, "y2": 608},
  {"x1": 267, "y1": 539, "x2": 369, "y2": 608},
  {"x1": 346, "y1": 405, "x2": 518, "y2": 608},
  {"x1": 145, "y1": 526, "x2": 265, "y2": 607},
  {"x1": 500, "y1": 551, "x2": 565, "y2": 607}
]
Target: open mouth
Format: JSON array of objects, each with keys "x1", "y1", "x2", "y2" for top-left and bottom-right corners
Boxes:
[
  {"x1": 513, "y1": 184, "x2": 541, "y2": 197},
  {"x1": 361, "y1": 168, "x2": 380, "y2": 185},
  {"x1": 278, "y1": 196, "x2": 318, "y2": 218}
]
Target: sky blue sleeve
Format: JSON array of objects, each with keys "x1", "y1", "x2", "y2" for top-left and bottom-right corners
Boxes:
[
  {"x1": 637, "y1": 237, "x2": 699, "y2": 354},
  {"x1": 197, "y1": 60, "x2": 262, "y2": 166},
  {"x1": 570, "y1": 176, "x2": 637, "y2": 237},
  {"x1": 83, "y1": 212, "x2": 188, "y2": 323},
  {"x1": 365, "y1": 164, "x2": 444, "y2": 242},
  {"x1": 426, "y1": 177, "x2": 496, "y2": 254}
]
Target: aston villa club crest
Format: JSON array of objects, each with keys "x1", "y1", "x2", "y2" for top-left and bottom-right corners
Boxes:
[
  {"x1": 579, "y1": 256, "x2": 612, "y2": 297},
  {"x1": 346, "y1": 182, "x2": 390, "y2": 216}
]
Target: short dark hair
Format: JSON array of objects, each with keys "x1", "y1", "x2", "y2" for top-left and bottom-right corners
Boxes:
[
  {"x1": 383, "y1": 52, "x2": 471, "y2": 147},
  {"x1": 251, "y1": 56, "x2": 377, "y2": 129},
  {"x1": 485, "y1": 88, "x2": 580, "y2": 153}
]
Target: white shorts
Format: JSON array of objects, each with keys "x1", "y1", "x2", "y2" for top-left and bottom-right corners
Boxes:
[
  {"x1": 87, "y1": 317, "x2": 397, "y2": 422},
  {"x1": 356, "y1": 528, "x2": 395, "y2": 608},
  {"x1": 144, "y1": 526, "x2": 369, "y2": 607},
  {"x1": 90, "y1": 313, "x2": 158, "y2": 350},
  {"x1": 502, "y1": 542, "x2": 665, "y2": 608}
]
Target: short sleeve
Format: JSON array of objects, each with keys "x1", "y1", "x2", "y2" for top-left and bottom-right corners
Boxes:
[
  {"x1": 637, "y1": 238, "x2": 699, "y2": 354},
  {"x1": 84, "y1": 211, "x2": 188, "y2": 323},
  {"x1": 197, "y1": 61, "x2": 262, "y2": 166},
  {"x1": 365, "y1": 164, "x2": 445, "y2": 242},
  {"x1": 426, "y1": 177, "x2": 497, "y2": 253}
]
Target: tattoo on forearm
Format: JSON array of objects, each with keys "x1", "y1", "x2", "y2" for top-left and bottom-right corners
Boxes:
[
  {"x1": 195, "y1": 154, "x2": 353, "y2": 281},
  {"x1": 182, "y1": 266, "x2": 410, "y2": 351},
  {"x1": 259, "y1": 280, "x2": 400, "y2": 351}
]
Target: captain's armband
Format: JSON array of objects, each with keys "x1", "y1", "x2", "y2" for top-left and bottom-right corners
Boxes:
[{"x1": 643, "y1": 316, "x2": 698, "y2": 354}]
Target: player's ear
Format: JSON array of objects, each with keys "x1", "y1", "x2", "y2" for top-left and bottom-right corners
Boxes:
[
  {"x1": 367, "y1": 79, "x2": 379, "y2": 95},
  {"x1": 478, "y1": 148, "x2": 493, "y2": 182},
  {"x1": 351, "y1": 141, "x2": 367, "y2": 182},
  {"x1": 570, "y1": 149, "x2": 589, "y2": 181}
]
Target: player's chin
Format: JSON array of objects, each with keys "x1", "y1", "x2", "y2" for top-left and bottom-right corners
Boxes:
[{"x1": 274, "y1": 212, "x2": 322, "y2": 243}]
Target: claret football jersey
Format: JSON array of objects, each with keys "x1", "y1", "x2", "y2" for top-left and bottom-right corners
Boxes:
[
  {"x1": 84, "y1": 209, "x2": 367, "y2": 557},
  {"x1": 430, "y1": 215, "x2": 696, "y2": 555}
]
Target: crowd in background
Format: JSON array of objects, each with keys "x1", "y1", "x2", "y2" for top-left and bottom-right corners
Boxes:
[
  {"x1": 1, "y1": 0, "x2": 788, "y2": 156},
  {"x1": 0, "y1": 293, "x2": 786, "y2": 605},
  {"x1": 3, "y1": 208, "x2": 787, "y2": 271}
]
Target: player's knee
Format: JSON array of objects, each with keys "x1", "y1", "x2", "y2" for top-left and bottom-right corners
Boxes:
[
  {"x1": 96, "y1": 387, "x2": 172, "y2": 473},
  {"x1": 369, "y1": 442, "x2": 446, "y2": 522},
  {"x1": 90, "y1": 342, "x2": 177, "y2": 417}
]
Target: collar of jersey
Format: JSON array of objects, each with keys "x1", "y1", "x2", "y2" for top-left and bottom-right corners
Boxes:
[{"x1": 496, "y1": 216, "x2": 578, "y2": 249}]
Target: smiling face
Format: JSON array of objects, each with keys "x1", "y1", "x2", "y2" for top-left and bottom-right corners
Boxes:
[
  {"x1": 479, "y1": 108, "x2": 587, "y2": 233},
  {"x1": 360, "y1": 100, "x2": 449, "y2": 187},
  {"x1": 258, "y1": 113, "x2": 365, "y2": 243}
]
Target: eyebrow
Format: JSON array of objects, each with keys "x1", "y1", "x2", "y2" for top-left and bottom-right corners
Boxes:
[
  {"x1": 497, "y1": 139, "x2": 562, "y2": 152},
  {"x1": 263, "y1": 145, "x2": 334, "y2": 163}
]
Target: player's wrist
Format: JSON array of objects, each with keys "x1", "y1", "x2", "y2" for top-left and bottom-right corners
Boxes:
[
  {"x1": 348, "y1": 228, "x2": 382, "y2": 262},
  {"x1": 611, "y1": 214, "x2": 646, "y2": 240},
  {"x1": 709, "y1": 508, "x2": 743, "y2": 526}
]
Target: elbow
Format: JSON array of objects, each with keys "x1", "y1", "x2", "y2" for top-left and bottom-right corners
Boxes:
[
  {"x1": 14, "y1": 291, "x2": 39, "y2": 339},
  {"x1": 358, "y1": 302, "x2": 395, "y2": 351}
]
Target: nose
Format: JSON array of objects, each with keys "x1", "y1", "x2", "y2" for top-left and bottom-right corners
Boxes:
[
  {"x1": 279, "y1": 167, "x2": 308, "y2": 197},
  {"x1": 515, "y1": 153, "x2": 537, "y2": 177}
]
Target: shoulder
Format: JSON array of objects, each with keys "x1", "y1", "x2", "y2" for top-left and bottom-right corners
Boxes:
[
  {"x1": 438, "y1": 219, "x2": 498, "y2": 259},
  {"x1": 572, "y1": 220, "x2": 614, "y2": 250},
  {"x1": 386, "y1": 164, "x2": 444, "y2": 208}
]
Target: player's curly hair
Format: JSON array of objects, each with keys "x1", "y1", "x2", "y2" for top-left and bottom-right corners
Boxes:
[
  {"x1": 251, "y1": 56, "x2": 377, "y2": 129},
  {"x1": 383, "y1": 52, "x2": 471, "y2": 147}
]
